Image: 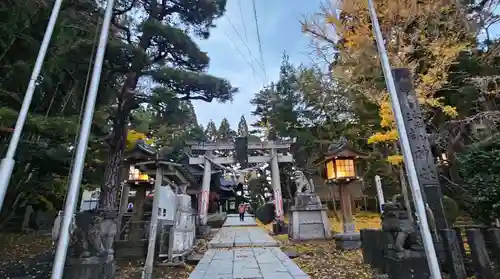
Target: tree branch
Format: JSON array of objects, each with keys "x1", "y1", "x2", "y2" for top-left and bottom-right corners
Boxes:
[
  {"x1": 177, "y1": 94, "x2": 212, "y2": 102},
  {"x1": 112, "y1": 17, "x2": 132, "y2": 44},
  {"x1": 113, "y1": 0, "x2": 137, "y2": 16}
]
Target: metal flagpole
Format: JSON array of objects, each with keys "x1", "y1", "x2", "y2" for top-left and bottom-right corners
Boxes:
[
  {"x1": 0, "y1": 0, "x2": 64, "y2": 211},
  {"x1": 366, "y1": 0, "x2": 442, "y2": 278},
  {"x1": 50, "y1": 0, "x2": 116, "y2": 277}
]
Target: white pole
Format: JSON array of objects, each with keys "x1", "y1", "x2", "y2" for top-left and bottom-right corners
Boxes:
[
  {"x1": 199, "y1": 153, "x2": 212, "y2": 225},
  {"x1": 270, "y1": 148, "x2": 283, "y2": 219},
  {"x1": 367, "y1": 0, "x2": 442, "y2": 278},
  {"x1": 143, "y1": 166, "x2": 163, "y2": 279},
  {"x1": 50, "y1": 0, "x2": 116, "y2": 277},
  {"x1": 0, "y1": 0, "x2": 64, "y2": 211},
  {"x1": 374, "y1": 175, "x2": 385, "y2": 213}
]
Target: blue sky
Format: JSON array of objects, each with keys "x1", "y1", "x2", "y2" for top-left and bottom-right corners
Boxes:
[
  {"x1": 192, "y1": 1, "x2": 500, "y2": 130},
  {"x1": 192, "y1": 0, "x2": 324, "y2": 129}
]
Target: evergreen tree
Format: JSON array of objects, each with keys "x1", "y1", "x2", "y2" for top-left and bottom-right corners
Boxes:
[
  {"x1": 190, "y1": 124, "x2": 207, "y2": 141},
  {"x1": 250, "y1": 54, "x2": 300, "y2": 140},
  {"x1": 0, "y1": 0, "x2": 114, "y2": 224},
  {"x1": 237, "y1": 115, "x2": 249, "y2": 137},
  {"x1": 250, "y1": 84, "x2": 275, "y2": 138},
  {"x1": 217, "y1": 117, "x2": 235, "y2": 141},
  {"x1": 205, "y1": 120, "x2": 218, "y2": 142},
  {"x1": 99, "y1": 0, "x2": 237, "y2": 208}
]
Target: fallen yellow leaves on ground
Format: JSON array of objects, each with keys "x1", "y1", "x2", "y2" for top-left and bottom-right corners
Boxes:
[
  {"x1": 283, "y1": 241, "x2": 373, "y2": 279},
  {"x1": 258, "y1": 211, "x2": 381, "y2": 279},
  {"x1": 330, "y1": 211, "x2": 382, "y2": 232},
  {"x1": 118, "y1": 261, "x2": 191, "y2": 279}
]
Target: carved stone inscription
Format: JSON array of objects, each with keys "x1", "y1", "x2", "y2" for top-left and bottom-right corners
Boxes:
[{"x1": 393, "y1": 68, "x2": 448, "y2": 231}]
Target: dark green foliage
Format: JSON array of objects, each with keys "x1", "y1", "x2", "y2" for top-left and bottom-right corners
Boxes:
[
  {"x1": 217, "y1": 118, "x2": 236, "y2": 141},
  {"x1": 442, "y1": 196, "x2": 459, "y2": 225},
  {"x1": 0, "y1": 0, "x2": 112, "y2": 226},
  {"x1": 458, "y1": 136, "x2": 500, "y2": 223},
  {"x1": 237, "y1": 115, "x2": 249, "y2": 137}
]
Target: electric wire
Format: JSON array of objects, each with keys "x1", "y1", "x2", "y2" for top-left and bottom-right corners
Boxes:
[
  {"x1": 251, "y1": 0, "x2": 267, "y2": 83},
  {"x1": 60, "y1": 15, "x2": 101, "y2": 210},
  {"x1": 223, "y1": 30, "x2": 264, "y2": 83},
  {"x1": 226, "y1": 16, "x2": 266, "y2": 74},
  {"x1": 237, "y1": 0, "x2": 249, "y2": 42}
]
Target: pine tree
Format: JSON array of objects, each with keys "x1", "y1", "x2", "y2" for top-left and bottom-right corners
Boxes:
[
  {"x1": 217, "y1": 118, "x2": 235, "y2": 141},
  {"x1": 205, "y1": 120, "x2": 218, "y2": 142},
  {"x1": 250, "y1": 53, "x2": 301, "y2": 140},
  {"x1": 237, "y1": 115, "x2": 249, "y2": 137},
  {"x1": 99, "y1": 0, "x2": 237, "y2": 209},
  {"x1": 190, "y1": 124, "x2": 207, "y2": 141}
]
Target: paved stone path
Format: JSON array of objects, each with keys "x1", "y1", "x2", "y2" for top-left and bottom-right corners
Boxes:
[
  {"x1": 189, "y1": 216, "x2": 310, "y2": 279},
  {"x1": 209, "y1": 227, "x2": 277, "y2": 248},
  {"x1": 222, "y1": 214, "x2": 257, "y2": 227}
]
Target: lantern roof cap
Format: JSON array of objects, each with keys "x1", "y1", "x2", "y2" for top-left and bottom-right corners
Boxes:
[{"x1": 314, "y1": 137, "x2": 368, "y2": 165}]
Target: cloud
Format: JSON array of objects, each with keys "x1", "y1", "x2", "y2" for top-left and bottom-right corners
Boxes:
[{"x1": 192, "y1": 0, "x2": 324, "y2": 129}]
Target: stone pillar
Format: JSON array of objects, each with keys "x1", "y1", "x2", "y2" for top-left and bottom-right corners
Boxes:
[
  {"x1": 270, "y1": 148, "x2": 283, "y2": 219},
  {"x1": 393, "y1": 68, "x2": 448, "y2": 231},
  {"x1": 199, "y1": 152, "x2": 212, "y2": 226}
]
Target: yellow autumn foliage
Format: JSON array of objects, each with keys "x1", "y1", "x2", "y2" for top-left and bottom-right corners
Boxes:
[
  {"x1": 126, "y1": 130, "x2": 153, "y2": 151},
  {"x1": 387, "y1": 155, "x2": 404, "y2": 166},
  {"x1": 305, "y1": 0, "x2": 472, "y2": 163}
]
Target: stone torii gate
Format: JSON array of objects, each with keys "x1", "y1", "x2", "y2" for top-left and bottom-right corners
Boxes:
[{"x1": 185, "y1": 139, "x2": 294, "y2": 226}]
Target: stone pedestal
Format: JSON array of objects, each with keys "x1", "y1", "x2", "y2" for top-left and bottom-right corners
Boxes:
[
  {"x1": 64, "y1": 255, "x2": 116, "y2": 279},
  {"x1": 334, "y1": 232, "x2": 361, "y2": 250},
  {"x1": 385, "y1": 254, "x2": 429, "y2": 279},
  {"x1": 289, "y1": 193, "x2": 331, "y2": 240},
  {"x1": 197, "y1": 225, "x2": 211, "y2": 239}
]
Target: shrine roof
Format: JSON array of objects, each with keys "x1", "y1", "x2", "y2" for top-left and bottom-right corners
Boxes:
[
  {"x1": 313, "y1": 137, "x2": 368, "y2": 165},
  {"x1": 124, "y1": 140, "x2": 198, "y2": 188}
]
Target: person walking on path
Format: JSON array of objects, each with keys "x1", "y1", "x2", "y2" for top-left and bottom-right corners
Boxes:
[{"x1": 238, "y1": 203, "x2": 246, "y2": 221}]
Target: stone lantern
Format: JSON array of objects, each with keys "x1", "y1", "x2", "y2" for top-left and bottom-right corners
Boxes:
[{"x1": 314, "y1": 137, "x2": 367, "y2": 250}]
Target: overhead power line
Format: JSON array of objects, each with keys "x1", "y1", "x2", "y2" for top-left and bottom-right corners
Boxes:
[
  {"x1": 251, "y1": 0, "x2": 267, "y2": 84},
  {"x1": 223, "y1": 30, "x2": 263, "y2": 83},
  {"x1": 226, "y1": 16, "x2": 266, "y2": 75},
  {"x1": 237, "y1": 0, "x2": 249, "y2": 42}
]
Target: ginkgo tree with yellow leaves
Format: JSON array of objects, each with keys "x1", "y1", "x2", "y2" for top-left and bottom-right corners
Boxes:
[{"x1": 306, "y1": 0, "x2": 474, "y2": 165}]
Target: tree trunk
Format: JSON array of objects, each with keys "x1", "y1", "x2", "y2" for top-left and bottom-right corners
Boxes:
[
  {"x1": 100, "y1": 146, "x2": 124, "y2": 210},
  {"x1": 99, "y1": 74, "x2": 137, "y2": 210},
  {"x1": 97, "y1": 5, "x2": 156, "y2": 209}
]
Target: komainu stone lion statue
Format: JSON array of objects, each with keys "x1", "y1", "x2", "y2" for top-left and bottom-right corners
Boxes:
[
  {"x1": 381, "y1": 202, "x2": 423, "y2": 259},
  {"x1": 53, "y1": 210, "x2": 117, "y2": 258},
  {"x1": 293, "y1": 170, "x2": 312, "y2": 194}
]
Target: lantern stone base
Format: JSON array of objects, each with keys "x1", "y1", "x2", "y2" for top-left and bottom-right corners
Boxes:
[
  {"x1": 289, "y1": 193, "x2": 331, "y2": 240},
  {"x1": 64, "y1": 254, "x2": 116, "y2": 279},
  {"x1": 334, "y1": 232, "x2": 361, "y2": 250},
  {"x1": 197, "y1": 225, "x2": 211, "y2": 239}
]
